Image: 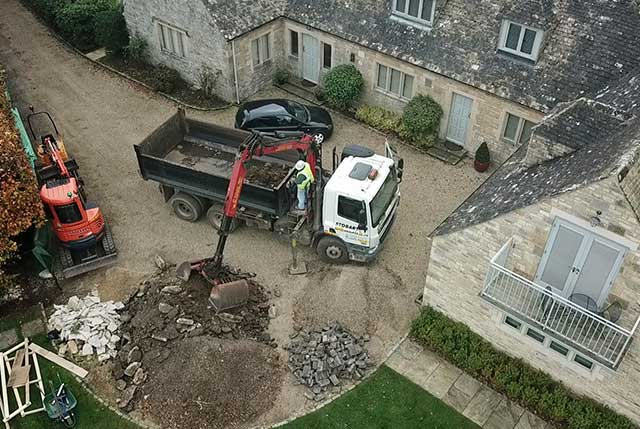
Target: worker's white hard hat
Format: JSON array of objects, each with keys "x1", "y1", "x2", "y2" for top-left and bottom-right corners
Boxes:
[{"x1": 295, "y1": 160, "x2": 306, "y2": 171}]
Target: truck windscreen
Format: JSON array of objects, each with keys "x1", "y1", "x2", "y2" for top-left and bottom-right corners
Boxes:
[{"x1": 370, "y1": 169, "x2": 397, "y2": 227}]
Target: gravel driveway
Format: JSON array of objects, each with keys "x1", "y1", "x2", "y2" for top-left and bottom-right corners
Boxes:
[{"x1": 0, "y1": 0, "x2": 485, "y2": 425}]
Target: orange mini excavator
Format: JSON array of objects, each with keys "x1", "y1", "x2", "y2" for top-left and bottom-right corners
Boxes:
[{"x1": 27, "y1": 107, "x2": 117, "y2": 278}]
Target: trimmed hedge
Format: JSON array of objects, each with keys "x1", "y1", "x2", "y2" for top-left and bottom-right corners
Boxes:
[
  {"x1": 323, "y1": 64, "x2": 364, "y2": 110},
  {"x1": 411, "y1": 307, "x2": 633, "y2": 429},
  {"x1": 355, "y1": 104, "x2": 435, "y2": 149},
  {"x1": 402, "y1": 94, "x2": 442, "y2": 143},
  {"x1": 94, "y1": 5, "x2": 129, "y2": 55},
  {"x1": 55, "y1": 0, "x2": 116, "y2": 51}
]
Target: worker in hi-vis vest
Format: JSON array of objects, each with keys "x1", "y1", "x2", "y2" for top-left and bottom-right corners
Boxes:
[{"x1": 294, "y1": 160, "x2": 315, "y2": 210}]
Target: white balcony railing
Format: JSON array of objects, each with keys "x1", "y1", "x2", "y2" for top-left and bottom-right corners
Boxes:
[{"x1": 481, "y1": 238, "x2": 640, "y2": 368}]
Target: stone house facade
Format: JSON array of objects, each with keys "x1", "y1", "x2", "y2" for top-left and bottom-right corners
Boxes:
[
  {"x1": 120, "y1": 0, "x2": 640, "y2": 164},
  {"x1": 425, "y1": 70, "x2": 640, "y2": 422}
]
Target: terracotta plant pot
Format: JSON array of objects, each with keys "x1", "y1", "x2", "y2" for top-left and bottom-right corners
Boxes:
[{"x1": 474, "y1": 160, "x2": 490, "y2": 172}]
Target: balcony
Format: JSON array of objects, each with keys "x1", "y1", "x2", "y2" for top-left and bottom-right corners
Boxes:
[{"x1": 481, "y1": 238, "x2": 640, "y2": 368}]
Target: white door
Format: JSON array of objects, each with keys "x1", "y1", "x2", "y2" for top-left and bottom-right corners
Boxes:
[
  {"x1": 535, "y1": 219, "x2": 627, "y2": 306},
  {"x1": 446, "y1": 93, "x2": 473, "y2": 146},
  {"x1": 302, "y1": 34, "x2": 320, "y2": 83}
]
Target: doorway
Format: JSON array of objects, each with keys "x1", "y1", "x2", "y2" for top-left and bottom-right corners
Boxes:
[
  {"x1": 302, "y1": 34, "x2": 320, "y2": 83},
  {"x1": 446, "y1": 93, "x2": 473, "y2": 147}
]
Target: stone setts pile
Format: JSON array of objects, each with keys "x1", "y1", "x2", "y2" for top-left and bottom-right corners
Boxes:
[
  {"x1": 48, "y1": 292, "x2": 124, "y2": 362},
  {"x1": 285, "y1": 322, "x2": 374, "y2": 402}
]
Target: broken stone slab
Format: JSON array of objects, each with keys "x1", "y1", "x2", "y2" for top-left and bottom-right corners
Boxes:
[
  {"x1": 67, "y1": 340, "x2": 79, "y2": 355},
  {"x1": 154, "y1": 255, "x2": 167, "y2": 270},
  {"x1": 151, "y1": 334, "x2": 168, "y2": 343},
  {"x1": 268, "y1": 305, "x2": 277, "y2": 319},
  {"x1": 161, "y1": 286, "x2": 182, "y2": 294},
  {"x1": 57, "y1": 343, "x2": 68, "y2": 356},
  {"x1": 221, "y1": 326, "x2": 232, "y2": 334},
  {"x1": 116, "y1": 380, "x2": 127, "y2": 391},
  {"x1": 158, "y1": 303, "x2": 173, "y2": 314},
  {"x1": 133, "y1": 367, "x2": 146, "y2": 385},
  {"x1": 124, "y1": 362, "x2": 141, "y2": 377},
  {"x1": 118, "y1": 385, "x2": 137, "y2": 409},
  {"x1": 176, "y1": 318, "x2": 194, "y2": 326},
  {"x1": 81, "y1": 343, "x2": 93, "y2": 356}
]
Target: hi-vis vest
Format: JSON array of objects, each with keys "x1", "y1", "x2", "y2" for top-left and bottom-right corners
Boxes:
[{"x1": 296, "y1": 162, "x2": 315, "y2": 190}]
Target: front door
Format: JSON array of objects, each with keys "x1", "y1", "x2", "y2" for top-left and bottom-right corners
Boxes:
[
  {"x1": 302, "y1": 34, "x2": 320, "y2": 83},
  {"x1": 446, "y1": 93, "x2": 473, "y2": 146},
  {"x1": 535, "y1": 218, "x2": 627, "y2": 306}
]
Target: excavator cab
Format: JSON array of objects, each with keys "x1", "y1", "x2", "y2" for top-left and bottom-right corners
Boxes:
[{"x1": 27, "y1": 107, "x2": 117, "y2": 277}]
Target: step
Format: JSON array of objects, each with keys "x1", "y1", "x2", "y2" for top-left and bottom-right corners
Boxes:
[
  {"x1": 277, "y1": 82, "x2": 325, "y2": 106},
  {"x1": 426, "y1": 144, "x2": 466, "y2": 165}
]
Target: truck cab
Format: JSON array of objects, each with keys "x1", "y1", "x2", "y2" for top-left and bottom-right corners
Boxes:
[{"x1": 318, "y1": 146, "x2": 401, "y2": 263}]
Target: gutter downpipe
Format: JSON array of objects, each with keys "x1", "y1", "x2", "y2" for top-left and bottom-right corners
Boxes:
[{"x1": 231, "y1": 39, "x2": 240, "y2": 104}]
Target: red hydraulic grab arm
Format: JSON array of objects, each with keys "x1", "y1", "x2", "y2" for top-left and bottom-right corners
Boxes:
[{"x1": 44, "y1": 136, "x2": 70, "y2": 178}]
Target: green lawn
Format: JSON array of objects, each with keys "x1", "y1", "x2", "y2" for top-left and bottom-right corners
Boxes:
[
  {"x1": 283, "y1": 365, "x2": 479, "y2": 429},
  {"x1": 1, "y1": 311, "x2": 140, "y2": 429}
]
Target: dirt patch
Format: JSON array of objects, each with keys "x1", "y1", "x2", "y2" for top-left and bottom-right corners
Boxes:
[
  {"x1": 111, "y1": 267, "x2": 282, "y2": 427},
  {"x1": 140, "y1": 337, "x2": 282, "y2": 429}
]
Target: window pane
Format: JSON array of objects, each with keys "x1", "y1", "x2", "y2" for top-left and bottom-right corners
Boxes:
[
  {"x1": 262, "y1": 34, "x2": 271, "y2": 61},
  {"x1": 390, "y1": 68, "x2": 401, "y2": 95},
  {"x1": 421, "y1": 0, "x2": 434, "y2": 21},
  {"x1": 377, "y1": 64, "x2": 388, "y2": 89},
  {"x1": 168, "y1": 28, "x2": 176, "y2": 53},
  {"x1": 525, "y1": 328, "x2": 545, "y2": 343},
  {"x1": 402, "y1": 74, "x2": 414, "y2": 98},
  {"x1": 550, "y1": 341, "x2": 569, "y2": 356},
  {"x1": 504, "y1": 316, "x2": 522, "y2": 330},
  {"x1": 55, "y1": 203, "x2": 83, "y2": 224},
  {"x1": 177, "y1": 32, "x2": 185, "y2": 57},
  {"x1": 338, "y1": 197, "x2": 364, "y2": 223},
  {"x1": 323, "y1": 43, "x2": 332, "y2": 69},
  {"x1": 520, "y1": 120, "x2": 535, "y2": 143},
  {"x1": 503, "y1": 113, "x2": 520, "y2": 142},
  {"x1": 252, "y1": 39, "x2": 260, "y2": 66},
  {"x1": 160, "y1": 25, "x2": 168, "y2": 50},
  {"x1": 408, "y1": 0, "x2": 420, "y2": 17},
  {"x1": 290, "y1": 30, "x2": 298, "y2": 56},
  {"x1": 395, "y1": 0, "x2": 406, "y2": 13},
  {"x1": 574, "y1": 354, "x2": 593, "y2": 370},
  {"x1": 505, "y1": 23, "x2": 521, "y2": 50},
  {"x1": 521, "y1": 29, "x2": 537, "y2": 54}
]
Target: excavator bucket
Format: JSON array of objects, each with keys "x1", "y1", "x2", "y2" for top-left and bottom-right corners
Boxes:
[{"x1": 209, "y1": 279, "x2": 250, "y2": 313}]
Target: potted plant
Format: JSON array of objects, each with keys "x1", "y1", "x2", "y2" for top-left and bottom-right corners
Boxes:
[{"x1": 474, "y1": 142, "x2": 491, "y2": 172}]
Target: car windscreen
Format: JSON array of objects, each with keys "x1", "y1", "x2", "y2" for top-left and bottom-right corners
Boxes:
[
  {"x1": 370, "y1": 169, "x2": 397, "y2": 228},
  {"x1": 286, "y1": 101, "x2": 308, "y2": 122},
  {"x1": 55, "y1": 202, "x2": 83, "y2": 224}
]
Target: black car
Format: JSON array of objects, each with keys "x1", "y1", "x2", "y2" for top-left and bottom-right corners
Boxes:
[{"x1": 235, "y1": 99, "x2": 333, "y2": 144}]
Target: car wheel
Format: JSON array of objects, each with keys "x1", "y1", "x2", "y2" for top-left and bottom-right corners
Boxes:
[
  {"x1": 313, "y1": 132, "x2": 326, "y2": 145},
  {"x1": 169, "y1": 192, "x2": 203, "y2": 222},
  {"x1": 316, "y1": 236, "x2": 349, "y2": 264}
]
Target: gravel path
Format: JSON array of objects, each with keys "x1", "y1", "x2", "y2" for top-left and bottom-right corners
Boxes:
[{"x1": 0, "y1": 0, "x2": 485, "y2": 425}]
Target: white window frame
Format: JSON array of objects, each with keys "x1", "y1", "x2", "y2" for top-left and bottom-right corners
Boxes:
[
  {"x1": 375, "y1": 63, "x2": 414, "y2": 101},
  {"x1": 392, "y1": 0, "x2": 436, "y2": 27},
  {"x1": 251, "y1": 33, "x2": 272, "y2": 67},
  {"x1": 157, "y1": 21, "x2": 187, "y2": 58},
  {"x1": 498, "y1": 20, "x2": 544, "y2": 61},
  {"x1": 502, "y1": 113, "x2": 535, "y2": 145}
]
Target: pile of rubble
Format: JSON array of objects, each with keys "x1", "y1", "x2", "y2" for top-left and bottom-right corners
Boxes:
[
  {"x1": 113, "y1": 266, "x2": 275, "y2": 411},
  {"x1": 47, "y1": 292, "x2": 124, "y2": 362},
  {"x1": 285, "y1": 322, "x2": 374, "y2": 402}
]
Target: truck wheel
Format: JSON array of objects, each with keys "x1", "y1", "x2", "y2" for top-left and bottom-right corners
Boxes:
[
  {"x1": 59, "y1": 247, "x2": 74, "y2": 269},
  {"x1": 102, "y1": 226, "x2": 116, "y2": 255},
  {"x1": 170, "y1": 192, "x2": 203, "y2": 222},
  {"x1": 316, "y1": 236, "x2": 349, "y2": 264},
  {"x1": 207, "y1": 206, "x2": 239, "y2": 232}
]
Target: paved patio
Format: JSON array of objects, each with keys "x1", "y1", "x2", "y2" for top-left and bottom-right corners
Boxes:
[{"x1": 386, "y1": 339, "x2": 552, "y2": 429}]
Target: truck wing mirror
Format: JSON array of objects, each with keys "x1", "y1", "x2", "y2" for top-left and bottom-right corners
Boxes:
[
  {"x1": 358, "y1": 208, "x2": 367, "y2": 230},
  {"x1": 397, "y1": 158, "x2": 404, "y2": 182}
]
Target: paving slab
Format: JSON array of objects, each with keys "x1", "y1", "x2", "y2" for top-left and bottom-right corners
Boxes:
[
  {"x1": 454, "y1": 372, "x2": 482, "y2": 397},
  {"x1": 423, "y1": 360, "x2": 462, "y2": 398},
  {"x1": 463, "y1": 387, "x2": 503, "y2": 426},
  {"x1": 442, "y1": 384, "x2": 473, "y2": 413},
  {"x1": 397, "y1": 339, "x2": 424, "y2": 360},
  {"x1": 515, "y1": 411, "x2": 548, "y2": 429},
  {"x1": 387, "y1": 352, "x2": 440, "y2": 387},
  {"x1": 483, "y1": 397, "x2": 525, "y2": 429},
  {"x1": 21, "y1": 319, "x2": 46, "y2": 337},
  {"x1": 0, "y1": 329, "x2": 18, "y2": 351}
]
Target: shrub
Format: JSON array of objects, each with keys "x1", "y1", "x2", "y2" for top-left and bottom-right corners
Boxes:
[
  {"x1": 273, "y1": 68, "x2": 290, "y2": 86},
  {"x1": 147, "y1": 65, "x2": 181, "y2": 93},
  {"x1": 94, "y1": 5, "x2": 129, "y2": 55},
  {"x1": 411, "y1": 307, "x2": 633, "y2": 429},
  {"x1": 55, "y1": 0, "x2": 116, "y2": 51},
  {"x1": 26, "y1": 0, "x2": 68, "y2": 25},
  {"x1": 322, "y1": 64, "x2": 364, "y2": 110},
  {"x1": 402, "y1": 94, "x2": 442, "y2": 142},
  {"x1": 198, "y1": 66, "x2": 222, "y2": 100},
  {"x1": 0, "y1": 71, "x2": 45, "y2": 289},
  {"x1": 124, "y1": 33, "x2": 149, "y2": 64},
  {"x1": 355, "y1": 105, "x2": 402, "y2": 134},
  {"x1": 314, "y1": 86, "x2": 326, "y2": 102},
  {"x1": 475, "y1": 141, "x2": 490, "y2": 163}
]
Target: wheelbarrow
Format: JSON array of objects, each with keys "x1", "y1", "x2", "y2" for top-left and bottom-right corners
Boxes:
[{"x1": 44, "y1": 375, "x2": 77, "y2": 427}]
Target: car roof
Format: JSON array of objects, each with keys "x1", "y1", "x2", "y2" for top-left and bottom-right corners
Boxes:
[{"x1": 241, "y1": 99, "x2": 292, "y2": 120}]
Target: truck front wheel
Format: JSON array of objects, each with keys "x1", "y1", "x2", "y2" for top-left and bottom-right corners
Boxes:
[
  {"x1": 316, "y1": 236, "x2": 349, "y2": 264},
  {"x1": 169, "y1": 192, "x2": 203, "y2": 222}
]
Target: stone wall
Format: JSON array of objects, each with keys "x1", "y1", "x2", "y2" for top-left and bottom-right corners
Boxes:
[
  {"x1": 620, "y1": 151, "x2": 640, "y2": 218},
  {"x1": 122, "y1": 0, "x2": 236, "y2": 101},
  {"x1": 282, "y1": 21, "x2": 544, "y2": 164},
  {"x1": 424, "y1": 177, "x2": 640, "y2": 423}
]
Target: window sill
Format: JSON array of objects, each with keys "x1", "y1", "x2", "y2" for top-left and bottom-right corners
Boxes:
[
  {"x1": 496, "y1": 49, "x2": 536, "y2": 65},
  {"x1": 374, "y1": 87, "x2": 411, "y2": 103},
  {"x1": 160, "y1": 49, "x2": 188, "y2": 62},
  {"x1": 289, "y1": 55, "x2": 299, "y2": 61},
  {"x1": 390, "y1": 13, "x2": 433, "y2": 31}
]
